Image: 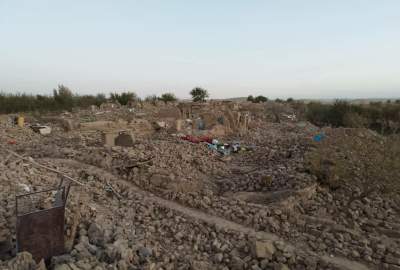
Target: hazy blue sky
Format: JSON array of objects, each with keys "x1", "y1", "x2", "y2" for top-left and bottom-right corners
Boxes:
[{"x1": 1, "y1": 0, "x2": 399, "y2": 99}]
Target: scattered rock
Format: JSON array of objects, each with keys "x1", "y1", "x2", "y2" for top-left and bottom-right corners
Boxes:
[
  {"x1": 88, "y1": 223, "x2": 104, "y2": 246},
  {"x1": 254, "y1": 240, "x2": 276, "y2": 259}
]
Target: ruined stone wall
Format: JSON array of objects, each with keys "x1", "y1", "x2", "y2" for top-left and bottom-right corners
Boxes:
[{"x1": 175, "y1": 102, "x2": 250, "y2": 136}]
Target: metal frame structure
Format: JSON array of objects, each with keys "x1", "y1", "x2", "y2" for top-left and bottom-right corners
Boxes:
[{"x1": 15, "y1": 177, "x2": 71, "y2": 262}]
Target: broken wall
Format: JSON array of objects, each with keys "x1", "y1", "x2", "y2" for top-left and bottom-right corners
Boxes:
[{"x1": 175, "y1": 101, "x2": 250, "y2": 136}]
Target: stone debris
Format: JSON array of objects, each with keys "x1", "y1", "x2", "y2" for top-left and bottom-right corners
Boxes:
[
  {"x1": 0, "y1": 100, "x2": 398, "y2": 270},
  {"x1": 2, "y1": 252, "x2": 43, "y2": 270},
  {"x1": 30, "y1": 125, "x2": 52, "y2": 135},
  {"x1": 254, "y1": 239, "x2": 275, "y2": 259}
]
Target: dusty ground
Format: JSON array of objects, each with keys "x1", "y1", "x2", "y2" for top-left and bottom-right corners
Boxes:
[{"x1": 0, "y1": 103, "x2": 399, "y2": 270}]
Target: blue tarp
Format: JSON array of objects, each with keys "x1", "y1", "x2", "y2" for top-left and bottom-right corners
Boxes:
[{"x1": 313, "y1": 133, "x2": 326, "y2": 142}]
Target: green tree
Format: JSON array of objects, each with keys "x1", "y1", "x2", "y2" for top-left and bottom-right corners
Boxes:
[
  {"x1": 254, "y1": 95, "x2": 268, "y2": 103},
  {"x1": 110, "y1": 92, "x2": 138, "y2": 105},
  {"x1": 53, "y1": 84, "x2": 74, "y2": 110},
  {"x1": 247, "y1": 95, "x2": 254, "y2": 102},
  {"x1": 74, "y1": 93, "x2": 107, "y2": 108},
  {"x1": 94, "y1": 94, "x2": 107, "y2": 106},
  {"x1": 190, "y1": 87, "x2": 209, "y2": 102},
  {"x1": 328, "y1": 100, "x2": 351, "y2": 127},
  {"x1": 159, "y1": 93, "x2": 177, "y2": 103},
  {"x1": 36, "y1": 94, "x2": 57, "y2": 111},
  {"x1": 306, "y1": 102, "x2": 326, "y2": 125}
]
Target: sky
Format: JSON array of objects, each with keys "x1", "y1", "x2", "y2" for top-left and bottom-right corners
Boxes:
[{"x1": 0, "y1": 0, "x2": 399, "y2": 99}]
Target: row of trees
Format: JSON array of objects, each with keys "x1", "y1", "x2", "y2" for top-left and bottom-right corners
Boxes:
[
  {"x1": 247, "y1": 95, "x2": 294, "y2": 103},
  {"x1": 0, "y1": 85, "x2": 107, "y2": 114},
  {"x1": 3, "y1": 85, "x2": 398, "y2": 134},
  {"x1": 111, "y1": 87, "x2": 210, "y2": 104},
  {"x1": 247, "y1": 95, "x2": 268, "y2": 103},
  {"x1": 143, "y1": 88, "x2": 209, "y2": 104},
  {"x1": 0, "y1": 86, "x2": 211, "y2": 114}
]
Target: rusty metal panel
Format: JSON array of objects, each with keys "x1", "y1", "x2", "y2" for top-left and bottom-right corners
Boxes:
[
  {"x1": 16, "y1": 206, "x2": 65, "y2": 262},
  {"x1": 15, "y1": 181, "x2": 71, "y2": 262}
]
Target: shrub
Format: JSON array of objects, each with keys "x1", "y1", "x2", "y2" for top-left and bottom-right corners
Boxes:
[
  {"x1": 159, "y1": 93, "x2": 177, "y2": 103},
  {"x1": 305, "y1": 102, "x2": 331, "y2": 126},
  {"x1": 95, "y1": 94, "x2": 107, "y2": 107},
  {"x1": 304, "y1": 100, "x2": 400, "y2": 134},
  {"x1": 145, "y1": 95, "x2": 159, "y2": 105},
  {"x1": 342, "y1": 112, "x2": 368, "y2": 128},
  {"x1": 306, "y1": 100, "x2": 355, "y2": 127},
  {"x1": 74, "y1": 94, "x2": 106, "y2": 108},
  {"x1": 110, "y1": 92, "x2": 138, "y2": 105},
  {"x1": 328, "y1": 100, "x2": 352, "y2": 126}
]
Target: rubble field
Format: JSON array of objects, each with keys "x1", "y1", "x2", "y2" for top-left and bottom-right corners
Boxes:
[{"x1": 0, "y1": 101, "x2": 399, "y2": 270}]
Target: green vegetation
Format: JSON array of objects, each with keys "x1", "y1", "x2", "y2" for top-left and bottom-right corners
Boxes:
[
  {"x1": 53, "y1": 85, "x2": 74, "y2": 110},
  {"x1": 110, "y1": 91, "x2": 139, "y2": 106},
  {"x1": 0, "y1": 85, "x2": 107, "y2": 114},
  {"x1": 1, "y1": 84, "x2": 398, "y2": 137},
  {"x1": 0, "y1": 85, "x2": 183, "y2": 114},
  {"x1": 254, "y1": 95, "x2": 268, "y2": 103},
  {"x1": 159, "y1": 93, "x2": 177, "y2": 103},
  {"x1": 144, "y1": 95, "x2": 159, "y2": 105},
  {"x1": 304, "y1": 100, "x2": 400, "y2": 202},
  {"x1": 143, "y1": 93, "x2": 178, "y2": 104},
  {"x1": 305, "y1": 100, "x2": 400, "y2": 134},
  {"x1": 74, "y1": 94, "x2": 107, "y2": 108},
  {"x1": 190, "y1": 87, "x2": 209, "y2": 102},
  {"x1": 247, "y1": 95, "x2": 268, "y2": 103}
]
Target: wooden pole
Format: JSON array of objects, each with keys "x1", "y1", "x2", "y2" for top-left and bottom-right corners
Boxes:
[{"x1": 0, "y1": 147, "x2": 84, "y2": 186}]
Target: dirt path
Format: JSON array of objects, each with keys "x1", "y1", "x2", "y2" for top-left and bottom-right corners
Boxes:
[{"x1": 44, "y1": 158, "x2": 373, "y2": 270}]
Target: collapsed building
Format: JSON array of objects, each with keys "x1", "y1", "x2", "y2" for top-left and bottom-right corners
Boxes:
[
  {"x1": 157, "y1": 101, "x2": 251, "y2": 136},
  {"x1": 1, "y1": 99, "x2": 399, "y2": 270},
  {"x1": 73, "y1": 101, "x2": 252, "y2": 146}
]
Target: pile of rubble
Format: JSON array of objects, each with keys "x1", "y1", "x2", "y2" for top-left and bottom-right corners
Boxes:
[
  {"x1": 0, "y1": 150, "x2": 325, "y2": 270},
  {"x1": 1, "y1": 101, "x2": 399, "y2": 270}
]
